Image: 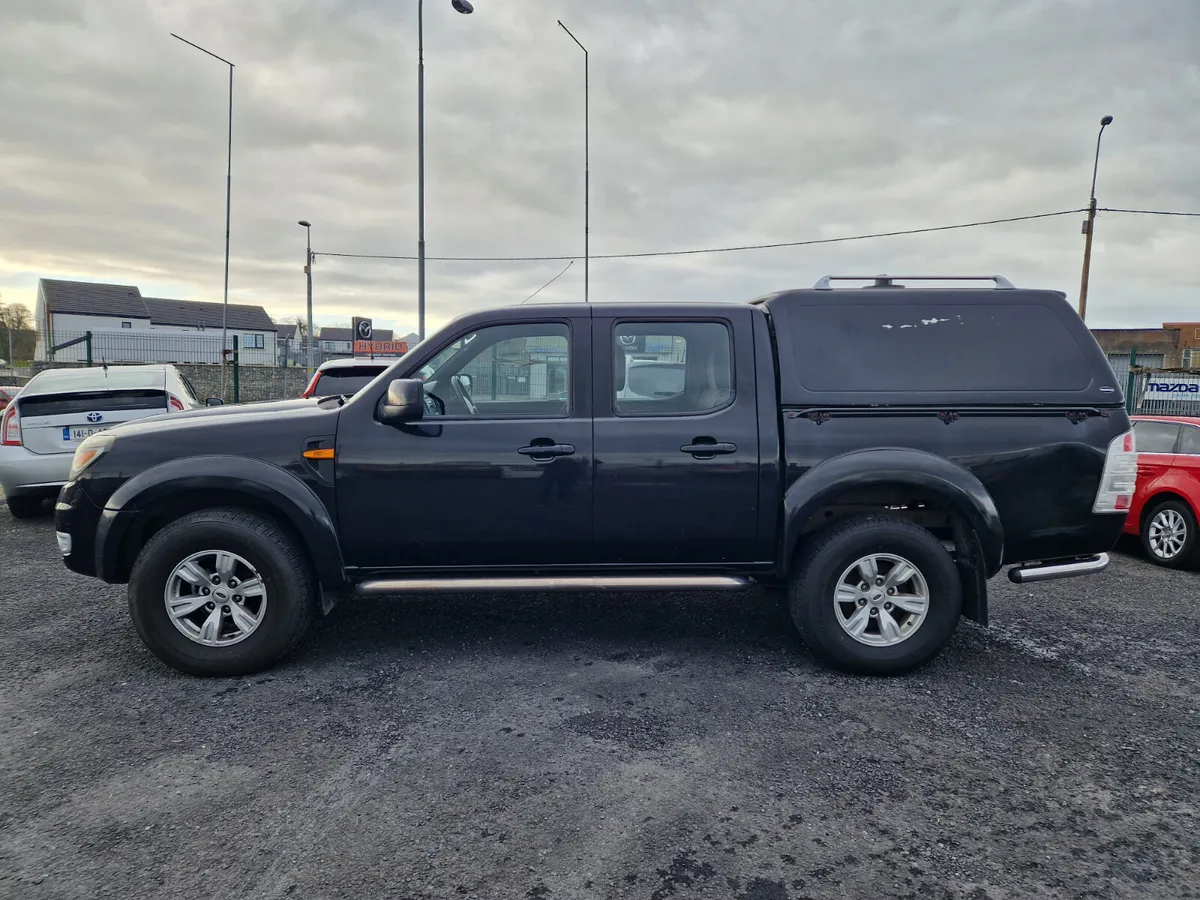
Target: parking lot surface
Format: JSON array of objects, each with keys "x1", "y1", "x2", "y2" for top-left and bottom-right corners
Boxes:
[{"x1": 2, "y1": 502, "x2": 1198, "y2": 900}]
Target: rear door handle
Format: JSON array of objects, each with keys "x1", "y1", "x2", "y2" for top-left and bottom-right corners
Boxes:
[
  {"x1": 680, "y1": 440, "x2": 737, "y2": 459},
  {"x1": 518, "y1": 443, "x2": 575, "y2": 460}
]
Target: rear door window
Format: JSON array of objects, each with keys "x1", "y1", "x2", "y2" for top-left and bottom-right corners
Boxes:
[
  {"x1": 1133, "y1": 420, "x2": 1181, "y2": 454},
  {"x1": 612, "y1": 322, "x2": 733, "y2": 417},
  {"x1": 1178, "y1": 425, "x2": 1200, "y2": 455}
]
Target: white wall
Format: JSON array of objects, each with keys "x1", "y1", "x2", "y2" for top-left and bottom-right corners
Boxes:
[{"x1": 38, "y1": 326, "x2": 279, "y2": 366}]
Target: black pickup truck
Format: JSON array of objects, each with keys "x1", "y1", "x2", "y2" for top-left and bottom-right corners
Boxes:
[{"x1": 54, "y1": 275, "x2": 1136, "y2": 677}]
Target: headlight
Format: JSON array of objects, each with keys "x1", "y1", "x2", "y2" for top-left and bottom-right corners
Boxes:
[{"x1": 69, "y1": 433, "x2": 116, "y2": 481}]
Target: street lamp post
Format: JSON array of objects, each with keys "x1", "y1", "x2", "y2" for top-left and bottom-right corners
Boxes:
[
  {"x1": 171, "y1": 32, "x2": 234, "y2": 375},
  {"x1": 299, "y1": 221, "x2": 314, "y2": 375},
  {"x1": 417, "y1": 0, "x2": 475, "y2": 340},
  {"x1": 557, "y1": 20, "x2": 589, "y2": 303},
  {"x1": 1077, "y1": 114, "x2": 1114, "y2": 322}
]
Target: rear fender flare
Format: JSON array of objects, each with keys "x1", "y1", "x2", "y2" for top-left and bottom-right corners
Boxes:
[
  {"x1": 782, "y1": 447, "x2": 1005, "y2": 578},
  {"x1": 96, "y1": 455, "x2": 345, "y2": 590}
]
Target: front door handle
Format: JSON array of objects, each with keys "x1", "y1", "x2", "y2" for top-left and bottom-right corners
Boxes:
[
  {"x1": 518, "y1": 442, "x2": 575, "y2": 460},
  {"x1": 680, "y1": 439, "x2": 737, "y2": 459}
]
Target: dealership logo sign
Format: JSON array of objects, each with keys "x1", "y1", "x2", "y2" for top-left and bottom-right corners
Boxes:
[{"x1": 1145, "y1": 379, "x2": 1200, "y2": 400}]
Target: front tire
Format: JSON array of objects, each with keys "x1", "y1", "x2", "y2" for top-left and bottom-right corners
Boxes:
[
  {"x1": 5, "y1": 494, "x2": 46, "y2": 519},
  {"x1": 789, "y1": 515, "x2": 963, "y2": 676},
  {"x1": 128, "y1": 508, "x2": 318, "y2": 676},
  {"x1": 1140, "y1": 499, "x2": 1199, "y2": 569}
]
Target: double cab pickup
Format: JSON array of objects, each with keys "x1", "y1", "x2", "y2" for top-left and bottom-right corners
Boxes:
[{"x1": 54, "y1": 275, "x2": 1136, "y2": 676}]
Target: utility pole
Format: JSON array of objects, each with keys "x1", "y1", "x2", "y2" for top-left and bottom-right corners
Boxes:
[
  {"x1": 417, "y1": 0, "x2": 476, "y2": 340},
  {"x1": 299, "y1": 221, "x2": 314, "y2": 375},
  {"x1": 1077, "y1": 115, "x2": 1113, "y2": 322}
]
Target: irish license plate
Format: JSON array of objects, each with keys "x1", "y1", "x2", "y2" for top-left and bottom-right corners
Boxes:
[{"x1": 62, "y1": 426, "x2": 108, "y2": 443}]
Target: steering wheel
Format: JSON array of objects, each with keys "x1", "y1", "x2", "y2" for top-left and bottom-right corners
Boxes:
[
  {"x1": 450, "y1": 375, "x2": 478, "y2": 415},
  {"x1": 422, "y1": 390, "x2": 444, "y2": 417}
]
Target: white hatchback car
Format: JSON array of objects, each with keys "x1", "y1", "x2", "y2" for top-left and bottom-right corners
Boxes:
[{"x1": 0, "y1": 364, "x2": 209, "y2": 518}]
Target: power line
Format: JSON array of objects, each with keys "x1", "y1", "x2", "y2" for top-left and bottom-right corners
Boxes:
[
  {"x1": 521, "y1": 260, "x2": 574, "y2": 303},
  {"x1": 1100, "y1": 207, "x2": 1200, "y2": 217},
  {"x1": 310, "y1": 205, "x2": 1200, "y2": 265},
  {"x1": 313, "y1": 209, "x2": 1087, "y2": 264}
]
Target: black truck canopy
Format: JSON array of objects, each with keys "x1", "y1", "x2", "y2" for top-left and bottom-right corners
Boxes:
[{"x1": 754, "y1": 278, "x2": 1122, "y2": 408}]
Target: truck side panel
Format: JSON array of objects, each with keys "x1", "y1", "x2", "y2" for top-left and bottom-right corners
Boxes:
[{"x1": 781, "y1": 410, "x2": 1129, "y2": 565}]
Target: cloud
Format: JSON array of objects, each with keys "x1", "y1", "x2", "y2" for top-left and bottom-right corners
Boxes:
[{"x1": 0, "y1": 0, "x2": 1197, "y2": 333}]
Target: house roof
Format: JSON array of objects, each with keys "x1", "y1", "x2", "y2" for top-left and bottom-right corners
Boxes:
[
  {"x1": 39, "y1": 278, "x2": 280, "y2": 332},
  {"x1": 40, "y1": 279, "x2": 148, "y2": 319},
  {"x1": 142, "y1": 298, "x2": 277, "y2": 332},
  {"x1": 319, "y1": 327, "x2": 395, "y2": 342},
  {"x1": 276, "y1": 323, "x2": 300, "y2": 340}
]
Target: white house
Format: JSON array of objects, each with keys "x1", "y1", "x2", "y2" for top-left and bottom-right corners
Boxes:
[{"x1": 34, "y1": 279, "x2": 279, "y2": 365}]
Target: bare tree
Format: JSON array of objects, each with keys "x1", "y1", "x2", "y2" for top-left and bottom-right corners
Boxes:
[{"x1": 0, "y1": 300, "x2": 35, "y2": 364}]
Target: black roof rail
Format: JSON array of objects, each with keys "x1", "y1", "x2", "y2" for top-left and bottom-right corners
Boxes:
[{"x1": 812, "y1": 274, "x2": 1016, "y2": 290}]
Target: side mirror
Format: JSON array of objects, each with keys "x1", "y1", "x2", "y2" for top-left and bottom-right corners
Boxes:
[
  {"x1": 379, "y1": 378, "x2": 424, "y2": 423},
  {"x1": 205, "y1": 397, "x2": 224, "y2": 407}
]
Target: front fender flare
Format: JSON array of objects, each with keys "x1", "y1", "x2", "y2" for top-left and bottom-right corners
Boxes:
[
  {"x1": 96, "y1": 455, "x2": 345, "y2": 590},
  {"x1": 782, "y1": 447, "x2": 1005, "y2": 577}
]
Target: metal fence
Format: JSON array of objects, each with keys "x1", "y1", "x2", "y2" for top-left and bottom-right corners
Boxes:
[
  {"x1": 39, "y1": 329, "x2": 275, "y2": 366},
  {"x1": 35, "y1": 330, "x2": 408, "y2": 369},
  {"x1": 1125, "y1": 369, "x2": 1200, "y2": 417},
  {"x1": 460, "y1": 357, "x2": 568, "y2": 401}
]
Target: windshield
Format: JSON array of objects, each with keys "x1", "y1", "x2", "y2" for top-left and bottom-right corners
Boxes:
[{"x1": 417, "y1": 334, "x2": 477, "y2": 382}]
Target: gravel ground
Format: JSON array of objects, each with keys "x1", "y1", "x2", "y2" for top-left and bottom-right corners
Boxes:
[{"x1": 1, "y1": 502, "x2": 1198, "y2": 900}]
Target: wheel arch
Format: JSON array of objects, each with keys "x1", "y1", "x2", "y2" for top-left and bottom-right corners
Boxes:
[
  {"x1": 1139, "y1": 490, "x2": 1197, "y2": 528},
  {"x1": 96, "y1": 456, "x2": 345, "y2": 590},
  {"x1": 781, "y1": 449, "x2": 1003, "y2": 625}
]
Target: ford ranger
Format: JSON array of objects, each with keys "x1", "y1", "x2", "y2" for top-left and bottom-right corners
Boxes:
[{"x1": 53, "y1": 275, "x2": 1136, "y2": 677}]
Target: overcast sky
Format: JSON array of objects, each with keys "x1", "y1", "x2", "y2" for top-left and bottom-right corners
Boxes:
[{"x1": 1, "y1": 0, "x2": 1197, "y2": 336}]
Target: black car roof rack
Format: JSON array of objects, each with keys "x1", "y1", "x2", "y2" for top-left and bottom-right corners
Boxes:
[{"x1": 812, "y1": 274, "x2": 1016, "y2": 290}]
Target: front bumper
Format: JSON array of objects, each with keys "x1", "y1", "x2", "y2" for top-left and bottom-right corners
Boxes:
[
  {"x1": 54, "y1": 481, "x2": 102, "y2": 577},
  {"x1": 0, "y1": 444, "x2": 72, "y2": 497}
]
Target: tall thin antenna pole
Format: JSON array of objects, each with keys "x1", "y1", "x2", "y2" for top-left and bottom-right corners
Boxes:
[
  {"x1": 558, "y1": 20, "x2": 588, "y2": 303},
  {"x1": 417, "y1": 0, "x2": 426, "y2": 339},
  {"x1": 171, "y1": 32, "x2": 234, "y2": 386}
]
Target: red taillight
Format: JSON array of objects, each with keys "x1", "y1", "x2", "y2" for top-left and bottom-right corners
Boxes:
[
  {"x1": 1122, "y1": 432, "x2": 1134, "y2": 453},
  {"x1": 301, "y1": 373, "x2": 320, "y2": 398},
  {"x1": 1, "y1": 406, "x2": 19, "y2": 446},
  {"x1": 168, "y1": 394, "x2": 185, "y2": 411}
]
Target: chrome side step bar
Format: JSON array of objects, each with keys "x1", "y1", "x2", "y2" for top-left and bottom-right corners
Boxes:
[
  {"x1": 354, "y1": 575, "x2": 754, "y2": 596},
  {"x1": 1007, "y1": 553, "x2": 1109, "y2": 584}
]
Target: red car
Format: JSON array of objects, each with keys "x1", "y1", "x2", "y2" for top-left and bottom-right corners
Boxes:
[
  {"x1": 0, "y1": 385, "x2": 21, "y2": 412},
  {"x1": 1127, "y1": 415, "x2": 1200, "y2": 568}
]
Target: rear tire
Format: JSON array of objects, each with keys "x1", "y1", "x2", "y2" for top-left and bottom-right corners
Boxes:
[
  {"x1": 128, "y1": 508, "x2": 318, "y2": 676},
  {"x1": 5, "y1": 494, "x2": 46, "y2": 519},
  {"x1": 1140, "y1": 499, "x2": 1199, "y2": 569},
  {"x1": 789, "y1": 515, "x2": 963, "y2": 676}
]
